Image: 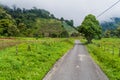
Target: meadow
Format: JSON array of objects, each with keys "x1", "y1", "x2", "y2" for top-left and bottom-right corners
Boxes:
[
  {"x1": 0, "y1": 38, "x2": 74, "y2": 80},
  {"x1": 82, "y1": 38, "x2": 120, "y2": 80}
]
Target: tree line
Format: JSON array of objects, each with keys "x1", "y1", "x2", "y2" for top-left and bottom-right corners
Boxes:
[
  {"x1": 0, "y1": 4, "x2": 75, "y2": 38},
  {"x1": 101, "y1": 17, "x2": 120, "y2": 38}
]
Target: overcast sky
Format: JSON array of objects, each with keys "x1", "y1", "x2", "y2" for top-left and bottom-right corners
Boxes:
[{"x1": 0, "y1": 0, "x2": 120, "y2": 26}]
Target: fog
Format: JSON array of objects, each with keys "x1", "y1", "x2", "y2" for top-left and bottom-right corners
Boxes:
[{"x1": 1, "y1": 0, "x2": 120, "y2": 26}]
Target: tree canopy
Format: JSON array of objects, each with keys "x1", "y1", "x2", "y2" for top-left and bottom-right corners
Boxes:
[
  {"x1": 0, "y1": 7, "x2": 19, "y2": 36},
  {"x1": 0, "y1": 5, "x2": 75, "y2": 37},
  {"x1": 78, "y1": 14, "x2": 102, "y2": 43}
]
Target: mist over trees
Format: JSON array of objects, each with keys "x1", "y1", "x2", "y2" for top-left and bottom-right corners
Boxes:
[
  {"x1": 101, "y1": 17, "x2": 120, "y2": 38},
  {"x1": 0, "y1": 4, "x2": 77, "y2": 37}
]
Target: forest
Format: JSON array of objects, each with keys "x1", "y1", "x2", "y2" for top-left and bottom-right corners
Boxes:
[
  {"x1": 101, "y1": 17, "x2": 120, "y2": 38},
  {"x1": 0, "y1": 4, "x2": 78, "y2": 38}
]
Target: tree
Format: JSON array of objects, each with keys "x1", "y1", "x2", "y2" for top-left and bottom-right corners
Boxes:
[
  {"x1": 7, "y1": 25, "x2": 19, "y2": 36},
  {"x1": 60, "y1": 17, "x2": 64, "y2": 21},
  {"x1": 104, "y1": 29, "x2": 111, "y2": 38},
  {"x1": 65, "y1": 20, "x2": 74, "y2": 26},
  {"x1": 0, "y1": 4, "x2": 68, "y2": 37},
  {"x1": 116, "y1": 26, "x2": 120, "y2": 37},
  {"x1": 0, "y1": 19, "x2": 19, "y2": 36},
  {"x1": 78, "y1": 14, "x2": 102, "y2": 43}
]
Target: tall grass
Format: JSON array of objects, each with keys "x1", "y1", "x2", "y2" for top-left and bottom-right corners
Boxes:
[
  {"x1": 0, "y1": 38, "x2": 74, "y2": 80},
  {"x1": 83, "y1": 38, "x2": 120, "y2": 80}
]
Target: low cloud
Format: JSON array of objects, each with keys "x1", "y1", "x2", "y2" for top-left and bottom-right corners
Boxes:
[{"x1": 1, "y1": 0, "x2": 120, "y2": 26}]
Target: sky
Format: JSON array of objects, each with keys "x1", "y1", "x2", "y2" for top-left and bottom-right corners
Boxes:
[{"x1": 0, "y1": 0, "x2": 120, "y2": 26}]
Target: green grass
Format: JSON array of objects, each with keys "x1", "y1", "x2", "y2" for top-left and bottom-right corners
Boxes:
[
  {"x1": 0, "y1": 38, "x2": 74, "y2": 80},
  {"x1": 82, "y1": 38, "x2": 120, "y2": 80}
]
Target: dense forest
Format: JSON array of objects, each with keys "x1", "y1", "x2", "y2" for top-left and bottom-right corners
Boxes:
[{"x1": 0, "y1": 4, "x2": 78, "y2": 38}]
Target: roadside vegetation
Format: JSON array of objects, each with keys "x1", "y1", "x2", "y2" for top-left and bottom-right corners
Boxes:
[
  {"x1": 81, "y1": 38, "x2": 120, "y2": 80},
  {"x1": 0, "y1": 3, "x2": 78, "y2": 80},
  {"x1": 1, "y1": 2, "x2": 120, "y2": 80},
  {"x1": 0, "y1": 38, "x2": 74, "y2": 80}
]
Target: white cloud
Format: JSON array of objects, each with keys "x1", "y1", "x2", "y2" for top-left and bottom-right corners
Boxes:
[{"x1": 0, "y1": 0, "x2": 120, "y2": 26}]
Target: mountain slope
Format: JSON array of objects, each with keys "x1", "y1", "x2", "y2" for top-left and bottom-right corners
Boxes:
[
  {"x1": 101, "y1": 17, "x2": 120, "y2": 31},
  {"x1": 62, "y1": 22, "x2": 79, "y2": 36},
  {"x1": 34, "y1": 18, "x2": 67, "y2": 37}
]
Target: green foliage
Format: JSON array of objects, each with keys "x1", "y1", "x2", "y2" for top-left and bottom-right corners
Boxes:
[
  {"x1": 101, "y1": 17, "x2": 120, "y2": 32},
  {"x1": 65, "y1": 20, "x2": 74, "y2": 26},
  {"x1": 101, "y1": 17, "x2": 120, "y2": 38},
  {"x1": 60, "y1": 17, "x2": 64, "y2": 21},
  {"x1": 35, "y1": 19, "x2": 67, "y2": 37},
  {"x1": 78, "y1": 14, "x2": 102, "y2": 43},
  {"x1": 0, "y1": 7, "x2": 19, "y2": 36},
  {"x1": 103, "y1": 27, "x2": 120, "y2": 38},
  {"x1": 104, "y1": 30, "x2": 111, "y2": 38},
  {"x1": 115, "y1": 27, "x2": 120, "y2": 38},
  {"x1": 0, "y1": 5, "x2": 74, "y2": 37},
  {"x1": 62, "y1": 22, "x2": 79, "y2": 37},
  {"x1": 84, "y1": 38, "x2": 120, "y2": 80},
  {"x1": 0, "y1": 38, "x2": 74, "y2": 80},
  {"x1": 0, "y1": 7, "x2": 11, "y2": 19},
  {"x1": 0, "y1": 19, "x2": 19, "y2": 36}
]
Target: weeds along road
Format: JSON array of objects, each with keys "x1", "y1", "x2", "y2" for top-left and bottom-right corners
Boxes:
[{"x1": 43, "y1": 40, "x2": 109, "y2": 80}]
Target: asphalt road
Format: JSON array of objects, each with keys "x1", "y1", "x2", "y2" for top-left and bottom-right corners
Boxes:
[{"x1": 43, "y1": 40, "x2": 109, "y2": 80}]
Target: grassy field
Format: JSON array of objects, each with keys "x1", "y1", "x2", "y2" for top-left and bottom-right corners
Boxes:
[
  {"x1": 0, "y1": 38, "x2": 74, "y2": 80},
  {"x1": 82, "y1": 38, "x2": 120, "y2": 80}
]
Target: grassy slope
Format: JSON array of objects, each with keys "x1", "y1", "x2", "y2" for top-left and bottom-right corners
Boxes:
[
  {"x1": 35, "y1": 19, "x2": 64, "y2": 35},
  {"x1": 0, "y1": 38, "x2": 74, "y2": 80},
  {"x1": 62, "y1": 22, "x2": 78, "y2": 35},
  {"x1": 35, "y1": 19, "x2": 79, "y2": 36},
  {"x1": 82, "y1": 38, "x2": 120, "y2": 80}
]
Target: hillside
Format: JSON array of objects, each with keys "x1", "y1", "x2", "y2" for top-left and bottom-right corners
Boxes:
[
  {"x1": 101, "y1": 17, "x2": 120, "y2": 31},
  {"x1": 62, "y1": 22, "x2": 79, "y2": 36},
  {"x1": 0, "y1": 5, "x2": 74, "y2": 37},
  {"x1": 0, "y1": 7, "x2": 19, "y2": 36},
  {"x1": 34, "y1": 18, "x2": 68, "y2": 37}
]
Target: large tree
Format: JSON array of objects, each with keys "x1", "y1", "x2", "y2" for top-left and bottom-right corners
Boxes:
[
  {"x1": 78, "y1": 14, "x2": 102, "y2": 43},
  {"x1": 0, "y1": 7, "x2": 19, "y2": 36}
]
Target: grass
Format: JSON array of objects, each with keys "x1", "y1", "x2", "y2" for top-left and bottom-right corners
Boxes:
[
  {"x1": 0, "y1": 38, "x2": 74, "y2": 80},
  {"x1": 81, "y1": 38, "x2": 120, "y2": 80},
  {"x1": 0, "y1": 39, "x2": 21, "y2": 50}
]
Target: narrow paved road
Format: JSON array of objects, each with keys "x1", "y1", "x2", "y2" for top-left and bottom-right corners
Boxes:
[{"x1": 43, "y1": 40, "x2": 109, "y2": 80}]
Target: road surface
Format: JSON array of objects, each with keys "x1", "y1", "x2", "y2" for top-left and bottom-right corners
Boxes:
[{"x1": 43, "y1": 40, "x2": 109, "y2": 80}]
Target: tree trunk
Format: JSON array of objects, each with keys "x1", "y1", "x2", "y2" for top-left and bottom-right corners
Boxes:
[{"x1": 86, "y1": 36, "x2": 92, "y2": 43}]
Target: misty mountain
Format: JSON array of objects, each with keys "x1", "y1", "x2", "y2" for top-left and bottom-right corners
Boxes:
[{"x1": 101, "y1": 17, "x2": 120, "y2": 31}]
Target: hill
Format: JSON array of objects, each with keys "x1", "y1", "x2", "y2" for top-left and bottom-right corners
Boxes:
[
  {"x1": 0, "y1": 6, "x2": 19, "y2": 36},
  {"x1": 62, "y1": 22, "x2": 79, "y2": 36},
  {"x1": 0, "y1": 5, "x2": 74, "y2": 37},
  {"x1": 34, "y1": 18, "x2": 68, "y2": 37},
  {"x1": 101, "y1": 17, "x2": 120, "y2": 32}
]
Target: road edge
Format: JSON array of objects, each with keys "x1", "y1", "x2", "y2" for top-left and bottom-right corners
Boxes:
[
  {"x1": 84, "y1": 45, "x2": 109, "y2": 80},
  {"x1": 43, "y1": 47, "x2": 73, "y2": 80}
]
